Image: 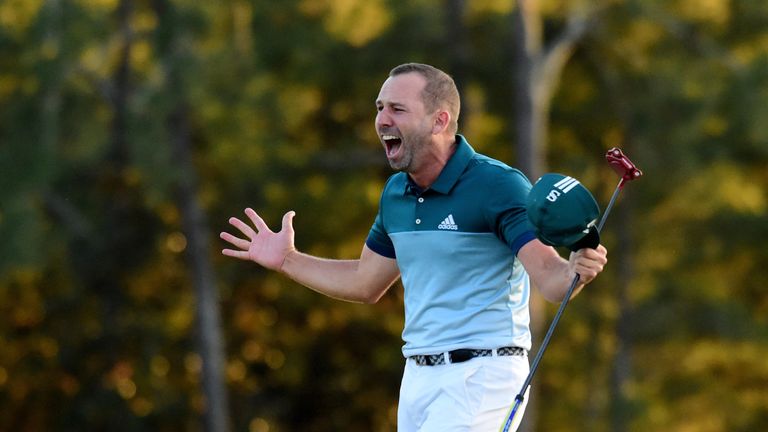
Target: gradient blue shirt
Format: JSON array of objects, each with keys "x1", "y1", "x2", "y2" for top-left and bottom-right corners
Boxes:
[{"x1": 366, "y1": 135, "x2": 537, "y2": 357}]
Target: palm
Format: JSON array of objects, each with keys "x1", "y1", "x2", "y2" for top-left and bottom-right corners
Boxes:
[
  {"x1": 220, "y1": 209, "x2": 295, "y2": 271},
  {"x1": 246, "y1": 225, "x2": 291, "y2": 268}
]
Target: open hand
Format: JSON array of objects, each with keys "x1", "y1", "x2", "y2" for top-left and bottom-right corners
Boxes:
[{"x1": 220, "y1": 208, "x2": 296, "y2": 271}]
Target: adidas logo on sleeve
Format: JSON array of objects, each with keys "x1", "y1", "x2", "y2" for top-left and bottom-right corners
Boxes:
[{"x1": 437, "y1": 214, "x2": 458, "y2": 230}]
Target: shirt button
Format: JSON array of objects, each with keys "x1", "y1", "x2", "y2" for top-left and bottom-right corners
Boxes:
[
  {"x1": 418, "y1": 197, "x2": 424, "y2": 203},
  {"x1": 415, "y1": 219, "x2": 421, "y2": 224}
]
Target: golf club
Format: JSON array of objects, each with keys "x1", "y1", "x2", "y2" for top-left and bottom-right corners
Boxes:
[{"x1": 500, "y1": 147, "x2": 643, "y2": 432}]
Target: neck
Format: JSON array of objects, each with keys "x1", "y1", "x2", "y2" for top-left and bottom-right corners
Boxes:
[{"x1": 409, "y1": 135, "x2": 457, "y2": 188}]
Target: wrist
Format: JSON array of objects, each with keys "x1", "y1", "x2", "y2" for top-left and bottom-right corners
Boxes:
[{"x1": 278, "y1": 248, "x2": 297, "y2": 273}]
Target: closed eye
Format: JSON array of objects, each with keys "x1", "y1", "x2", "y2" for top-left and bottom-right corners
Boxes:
[{"x1": 376, "y1": 102, "x2": 407, "y2": 113}]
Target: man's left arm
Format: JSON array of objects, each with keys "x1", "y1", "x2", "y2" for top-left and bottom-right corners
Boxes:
[{"x1": 517, "y1": 239, "x2": 608, "y2": 303}]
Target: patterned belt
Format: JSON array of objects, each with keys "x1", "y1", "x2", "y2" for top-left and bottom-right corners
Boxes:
[{"x1": 410, "y1": 346, "x2": 527, "y2": 366}]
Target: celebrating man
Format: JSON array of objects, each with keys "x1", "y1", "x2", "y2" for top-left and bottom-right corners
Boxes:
[{"x1": 220, "y1": 63, "x2": 607, "y2": 431}]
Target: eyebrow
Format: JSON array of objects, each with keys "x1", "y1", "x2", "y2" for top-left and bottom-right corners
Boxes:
[{"x1": 376, "y1": 100, "x2": 407, "y2": 109}]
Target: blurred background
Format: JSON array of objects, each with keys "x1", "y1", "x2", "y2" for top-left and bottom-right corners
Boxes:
[{"x1": 1, "y1": 0, "x2": 767, "y2": 431}]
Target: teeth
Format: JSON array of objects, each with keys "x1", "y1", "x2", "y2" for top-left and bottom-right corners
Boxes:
[{"x1": 382, "y1": 135, "x2": 400, "y2": 141}]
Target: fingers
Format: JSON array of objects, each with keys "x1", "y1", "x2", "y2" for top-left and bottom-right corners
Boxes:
[
  {"x1": 220, "y1": 209, "x2": 292, "y2": 260},
  {"x1": 245, "y1": 208, "x2": 270, "y2": 233},
  {"x1": 572, "y1": 245, "x2": 608, "y2": 283},
  {"x1": 221, "y1": 248, "x2": 251, "y2": 260},
  {"x1": 225, "y1": 208, "x2": 273, "y2": 239},
  {"x1": 594, "y1": 244, "x2": 607, "y2": 257},
  {"x1": 583, "y1": 245, "x2": 607, "y2": 264},
  {"x1": 219, "y1": 231, "x2": 250, "y2": 250},
  {"x1": 228, "y1": 216, "x2": 257, "y2": 239},
  {"x1": 281, "y1": 210, "x2": 296, "y2": 232}
]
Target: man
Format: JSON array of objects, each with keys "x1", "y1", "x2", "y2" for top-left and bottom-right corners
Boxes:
[{"x1": 220, "y1": 63, "x2": 607, "y2": 431}]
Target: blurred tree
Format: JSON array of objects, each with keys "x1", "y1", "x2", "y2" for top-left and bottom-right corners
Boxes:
[
  {"x1": 509, "y1": 1, "x2": 602, "y2": 430},
  {"x1": 0, "y1": 0, "x2": 767, "y2": 431},
  {"x1": 151, "y1": 0, "x2": 231, "y2": 430},
  {"x1": 445, "y1": 0, "x2": 470, "y2": 129},
  {"x1": 536, "y1": 0, "x2": 768, "y2": 431}
]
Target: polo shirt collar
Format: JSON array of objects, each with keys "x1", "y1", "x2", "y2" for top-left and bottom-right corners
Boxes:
[
  {"x1": 428, "y1": 134, "x2": 475, "y2": 194},
  {"x1": 403, "y1": 135, "x2": 475, "y2": 196}
]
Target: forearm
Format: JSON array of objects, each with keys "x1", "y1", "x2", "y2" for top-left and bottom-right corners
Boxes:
[
  {"x1": 535, "y1": 256, "x2": 583, "y2": 303},
  {"x1": 280, "y1": 250, "x2": 397, "y2": 304},
  {"x1": 219, "y1": 209, "x2": 400, "y2": 303},
  {"x1": 518, "y1": 240, "x2": 590, "y2": 304}
]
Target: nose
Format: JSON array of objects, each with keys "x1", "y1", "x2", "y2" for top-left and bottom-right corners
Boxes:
[{"x1": 376, "y1": 109, "x2": 392, "y2": 129}]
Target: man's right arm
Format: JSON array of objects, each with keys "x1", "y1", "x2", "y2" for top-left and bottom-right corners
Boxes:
[
  {"x1": 221, "y1": 208, "x2": 400, "y2": 304},
  {"x1": 281, "y1": 244, "x2": 400, "y2": 304}
]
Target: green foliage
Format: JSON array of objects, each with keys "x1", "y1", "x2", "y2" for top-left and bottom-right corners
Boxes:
[{"x1": 0, "y1": 0, "x2": 767, "y2": 430}]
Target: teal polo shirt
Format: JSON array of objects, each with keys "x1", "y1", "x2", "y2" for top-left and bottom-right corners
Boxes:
[{"x1": 366, "y1": 135, "x2": 537, "y2": 357}]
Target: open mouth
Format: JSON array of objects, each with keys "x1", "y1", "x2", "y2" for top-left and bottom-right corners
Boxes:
[{"x1": 382, "y1": 134, "x2": 403, "y2": 158}]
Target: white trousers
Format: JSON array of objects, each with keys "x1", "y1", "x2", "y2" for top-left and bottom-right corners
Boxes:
[{"x1": 397, "y1": 354, "x2": 529, "y2": 432}]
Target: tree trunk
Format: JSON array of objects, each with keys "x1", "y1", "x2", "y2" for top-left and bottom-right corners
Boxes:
[
  {"x1": 610, "y1": 195, "x2": 635, "y2": 432},
  {"x1": 152, "y1": 1, "x2": 231, "y2": 430},
  {"x1": 510, "y1": 1, "x2": 595, "y2": 430},
  {"x1": 170, "y1": 103, "x2": 232, "y2": 432},
  {"x1": 99, "y1": 0, "x2": 133, "y2": 366},
  {"x1": 40, "y1": 0, "x2": 62, "y2": 163},
  {"x1": 445, "y1": 0, "x2": 470, "y2": 130},
  {"x1": 591, "y1": 53, "x2": 638, "y2": 432},
  {"x1": 511, "y1": 3, "x2": 545, "y2": 431},
  {"x1": 512, "y1": 0, "x2": 546, "y2": 181}
]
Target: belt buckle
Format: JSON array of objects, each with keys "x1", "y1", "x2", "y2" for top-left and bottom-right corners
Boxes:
[{"x1": 448, "y1": 349, "x2": 474, "y2": 363}]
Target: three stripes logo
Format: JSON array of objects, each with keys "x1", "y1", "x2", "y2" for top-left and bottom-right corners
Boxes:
[
  {"x1": 437, "y1": 214, "x2": 458, "y2": 230},
  {"x1": 546, "y1": 176, "x2": 580, "y2": 202}
]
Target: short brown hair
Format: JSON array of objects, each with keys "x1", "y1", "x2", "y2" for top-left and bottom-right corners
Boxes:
[{"x1": 390, "y1": 63, "x2": 460, "y2": 134}]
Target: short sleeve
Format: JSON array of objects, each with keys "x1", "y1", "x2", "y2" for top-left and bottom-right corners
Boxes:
[
  {"x1": 365, "y1": 211, "x2": 396, "y2": 259},
  {"x1": 485, "y1": 168, "x2": 537, "y2": 255}
]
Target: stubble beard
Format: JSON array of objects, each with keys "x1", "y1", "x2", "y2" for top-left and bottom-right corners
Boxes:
[{"x1": 388, "y1": 129, "x2": 430, "y2": 173}]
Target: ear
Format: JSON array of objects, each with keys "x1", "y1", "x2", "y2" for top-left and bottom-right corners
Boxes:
[{"x1": 432, "y1": 110, "x2": 451, "y2": 135}]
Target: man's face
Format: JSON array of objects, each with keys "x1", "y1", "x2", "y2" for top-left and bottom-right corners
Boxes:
[{"x1": 375, "y1": 73, "x2": 435, "y2": 172}]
